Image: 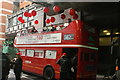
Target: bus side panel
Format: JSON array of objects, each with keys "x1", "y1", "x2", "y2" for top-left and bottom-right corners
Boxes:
[
  {"x1": 76, "y1": 48, "x2": 82, "y2": 80},
  {"x1": 77, "y1": 48, "x2": 97, "y2": 80},
  {"x1": 20, "y1": 47, "x2": 62, "y2": 79}
]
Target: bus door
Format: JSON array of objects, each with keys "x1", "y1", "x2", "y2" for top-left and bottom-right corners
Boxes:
[{"x1": 62, "y1": 48, "x2": 78, "y2": 79}]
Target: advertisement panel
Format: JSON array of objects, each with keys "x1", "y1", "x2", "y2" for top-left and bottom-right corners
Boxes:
[{"x1": 16, "y1": 33, "x2": 62, "y2": 44}]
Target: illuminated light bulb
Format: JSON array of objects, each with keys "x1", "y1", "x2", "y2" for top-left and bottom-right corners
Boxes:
[
  {"x1": 64, "y1": 23, "x2": 69, "y2": 26},
  {"x1": 115, "y1": 32, "x2": 119, "y2": 34},
  {"x1": 56, "y1": 26, "x2": 61, "y2": 30},
  {"x1": 103, "y1": 30, "x2": 108, "y2": 33},
  {"x1": 106, "y1": 32, "x2": 110, "y2": 35},
  {"x1": 48, "y1": 27, "x2": 52, "y2": 29}
]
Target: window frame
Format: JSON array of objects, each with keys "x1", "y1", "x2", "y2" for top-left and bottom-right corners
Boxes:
[
  {"x1": 26, "y1": 49, "x2": 35, "y2": 57},
  {"x1": 34, "y1": 50, "x2": 44, "y2": 58}
]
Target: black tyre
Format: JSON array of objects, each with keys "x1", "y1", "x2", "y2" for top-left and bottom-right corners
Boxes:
[{"x1": 43, "y1": 66, "x2": 55, "y2": 80}]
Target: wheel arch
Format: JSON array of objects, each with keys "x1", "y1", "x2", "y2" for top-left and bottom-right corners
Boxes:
[
  {"x1": 43, "y1": 64, "x2": 55, "y2": 80},
  {"x1": 43, "y1": 65, "x2": 54, "y2": 72}
]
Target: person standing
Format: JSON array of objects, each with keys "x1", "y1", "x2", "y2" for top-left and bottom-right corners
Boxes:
[
  {"x1": 56, "y1": 53, "x2": 72, "y2": 80},
  {"x1": 13, "y1": 53, "x2": 23, "y2": 80},
  {"x1": 72, "y1": 55, "x2": 78, "y2": 80},
  {"x1": 1, "y1": 53, "x2": 11, "y2": 80}
]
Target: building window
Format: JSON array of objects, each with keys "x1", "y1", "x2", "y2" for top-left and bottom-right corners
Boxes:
[
  {"x1": 13, "y1": 17, "x2": 17, "y2": 26},
  {"x1": 28, "y1": 9, "x2": 34, "y2": 21},
  {"x1": 26, "y1": 5, "x2": 30, "y2": 8},
  {"x1": 20, "y1": 0, "x2": 24, "y2": 3},
  {"x1": 17, "y1": 13, "x2": 23, "y2": 25},
  {"x1": 23, "y1": 11, "x2": 28, "y2": 22},
  {"x1": 8, "y1": 18, "x2": 13, "y2": 28},
  {"x1": 20, "y1": 8, "x2": 24, "y2": 10}
]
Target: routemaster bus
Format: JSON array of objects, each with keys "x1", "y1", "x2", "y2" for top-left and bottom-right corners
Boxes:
[{"x1": 14, "y1": 8, "x2": 98, "y2": 80}]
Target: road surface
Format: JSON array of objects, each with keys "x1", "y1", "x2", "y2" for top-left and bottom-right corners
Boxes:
[
  {"x1": 8, "y1": 69, "x2": 45, "y2": 80},
  {"x1": 8, "y1": 69, "x2": 104, "y2": 80}
]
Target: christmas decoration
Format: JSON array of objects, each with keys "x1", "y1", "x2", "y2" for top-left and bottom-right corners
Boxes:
[
  {"x1": 18, "y1": 17, "x2": 22, "y2": 21},
  {"x1": 61, "y1": 14, "x2": 66, "y2": 19},
  {"x1": 46, "y1": 19, "x2": 50, "y2": 24},
  {"x1": 50, "y1": 17, "x2": 55, "y2": 23},
  {"x1": 73, "y1": 14, "x2": 78, "y2": 19},
  {"x1": 24, "y1": 12, "x2": 29, "y2": 17},
  {"x1": 31, "y1": 10, "x2": 37, "y2": 16},
  {"x1": 68, "y1": 9, "x2": 76, "y2": 15},
  {"x1": 53, "y1": 5, "x2": 61, "y2": 13},
  {"x1": 34, "y1": 20, "x2": 39, "y2": 24},
  {"x1": 44, "y1": 7, "x2": 49, "y2": 13}
]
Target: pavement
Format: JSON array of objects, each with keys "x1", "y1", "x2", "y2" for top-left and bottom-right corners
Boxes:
[
  {"x1": 7, "y1": 69, "x2": 105, "y2": 80},
  {"x1": 8, "y1": 69, "x2": 44, "y2": 80}
]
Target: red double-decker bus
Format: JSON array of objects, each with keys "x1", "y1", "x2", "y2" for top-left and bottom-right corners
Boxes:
[{"x1": 14, "y1": 8, "x2": 98, "y2": 80}]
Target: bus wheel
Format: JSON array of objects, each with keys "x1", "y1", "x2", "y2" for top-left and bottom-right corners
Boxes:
[{"x1": 43, "y1": 66, "x2": 55, "y2": 80}]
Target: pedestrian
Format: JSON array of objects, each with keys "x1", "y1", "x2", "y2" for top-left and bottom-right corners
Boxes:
[
  {"x1": 56, "y1": 53, "x2": 72, "y2": 80},
  {"x1": 71, "y1": 55, "x2": 78, "y2": 80},
  {"x1": 13, "y1": 53, "x2": 23, "y2": 80},
  {"x1": 1, "y1": 53, "x2": 11, "y2": 80}
]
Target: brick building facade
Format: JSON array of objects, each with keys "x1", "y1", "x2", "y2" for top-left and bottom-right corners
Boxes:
[
  {"x1": 0, "y1": 0, "x2": 13, "y2": 44},
  {"x1": 0, "y1": 0, "x2": 32, "y2": 44}
]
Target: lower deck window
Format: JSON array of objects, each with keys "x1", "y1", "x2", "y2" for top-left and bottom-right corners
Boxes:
[
  {"x1": 45, "y1": 50, "x2": 57, "y2": 59},
  {"x1": 20, "y1": 49, "x2": 26, "y2": 56},
  {"x1": 34, "y1": 50, "x2": 44, "y2": 58},
  {"x1": 90, "y1": 53, "x2": 96, "y2": 62},
  {"x1": 26, "y1": 50, "x2": 34, "y2": 57},
  {"x1": 83, "y1": 52, "x2": 96, "y2": 62},
  {"x1": 84, "y1": 53, "x2": 89, "y2": 61}
]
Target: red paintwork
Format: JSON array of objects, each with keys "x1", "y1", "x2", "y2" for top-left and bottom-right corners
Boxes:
[{"x1": 14, "y1": 20, "x2": 98, "y2": 80}]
